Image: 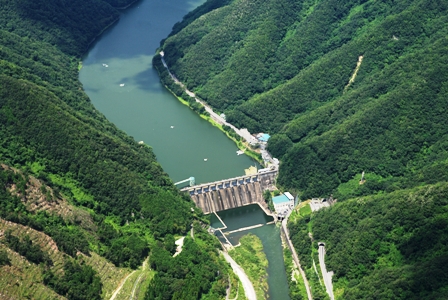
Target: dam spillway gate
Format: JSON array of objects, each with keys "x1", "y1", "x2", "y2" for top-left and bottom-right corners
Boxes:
[{"x1": 181, "y1": 170, "x2": 277, "y2": 214}]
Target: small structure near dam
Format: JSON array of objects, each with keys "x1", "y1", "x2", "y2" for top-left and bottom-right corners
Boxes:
[{"x1": 181, "y1": 170, "x2": 277, "y2": 214}]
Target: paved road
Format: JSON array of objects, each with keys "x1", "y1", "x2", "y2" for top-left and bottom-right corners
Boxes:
[
  {"x1": 282, "y1": 215, "x2": 313, "y2": 300},
  {"x1": 160, "y1": 51, "x2": 258, "y2": 148},
  {"x1": 221, "y1": 251, "x2": 256, "y2": 300},
  {"x1": 318, "y1": 243, "x2": 334, "y2": 300}
]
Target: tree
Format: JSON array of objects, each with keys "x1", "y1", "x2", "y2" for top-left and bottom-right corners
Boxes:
[{"x1": 0, "y1": 249, "x2": 11, "y2": 266}]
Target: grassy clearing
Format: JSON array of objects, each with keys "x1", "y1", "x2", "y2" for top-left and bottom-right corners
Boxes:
[
  {"x1": 289, "y1": 200, "x2": 311, "y2": 223},
  {"x1": 114, "y1": 269, "x2": 155, "y2": 300},
  {"x1": 335, "y1": 172, "x2": 390, "y2": 199},
  {"x1": 111, "y1": 257, "x2": 153, "y2": 300},
  {"x1": 136, "y1": 270, "x2": 154, "y2": 300},
  {"x1": 228, "y1": 233, "x2": 268, "y2": 299},
  {"x1": 299, "y1": 203, "x2": 312, "y2": 216}
]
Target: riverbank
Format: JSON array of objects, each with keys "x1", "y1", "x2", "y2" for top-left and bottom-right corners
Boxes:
[
  {"x1": 153, "y1": 51, "x2": 265, "y2": 166},
  {"x1": 115, "y1": 0, "x2": 142, "y2": 10},
  {"x1": 84, "y1": 17, "x2": 120, "y2": 55},
  {"x1": 227, "y1": 234, "x2": 268, "y2": 299}
]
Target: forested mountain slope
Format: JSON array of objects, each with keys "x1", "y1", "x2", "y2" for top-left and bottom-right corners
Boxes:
[
  {"x1": 159, "y1": 0, "x2": 448, "y2": 298},
  {"x1": 159, "y1": 0, "x2": 448, "y2": 198},
  {"x1": 288, "y1": 182, "x2": 448, "y2": 299},
  {"x1": 0, "y1": 0, "x2": 227, "y2": 298}
]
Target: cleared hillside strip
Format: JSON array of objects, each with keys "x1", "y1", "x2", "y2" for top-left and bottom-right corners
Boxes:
[{"x1": 344, "y1": 55, "x2": 363, "y2": 93}]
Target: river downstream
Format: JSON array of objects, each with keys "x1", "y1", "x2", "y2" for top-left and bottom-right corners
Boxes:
[{"x1": 79, "y1": 0, "x2": 289, "y2": 298}]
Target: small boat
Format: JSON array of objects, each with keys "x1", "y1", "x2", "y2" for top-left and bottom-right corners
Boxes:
[
  {"x1": 119, "y1": 83, "x2": 125, "y2": 87},
  {"x1": 170, "y1": 126, "x2": 174, "y2": 128},
  {"x1": 204, "y1": 158, "x2": 208, "y2": 161},
  {"x1": 236, "y1": 150, "x2": 244, "y2": 155},
  {"x1": 102, "y1": 63, "x2": 108, "y2": 67}
]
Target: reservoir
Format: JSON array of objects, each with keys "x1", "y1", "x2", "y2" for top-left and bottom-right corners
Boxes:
[
  {"x1": 79, "y1": 0, "x2": 289, "y2": 298},
  {"x1": 79, "y1": 0, "x2": 255, "y2": 185}
]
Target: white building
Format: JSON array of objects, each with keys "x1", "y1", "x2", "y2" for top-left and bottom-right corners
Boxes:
[{"x1": 272, "y1": 192, "x2": 294, "y2": 213}]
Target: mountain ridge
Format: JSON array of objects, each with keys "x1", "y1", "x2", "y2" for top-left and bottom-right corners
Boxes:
[
  {"x1": 156, "y1": 0, "x2": 448, "y2": 298},
  {"x1": 0, "y1": 0, "x2": 229, "y2": 298}
]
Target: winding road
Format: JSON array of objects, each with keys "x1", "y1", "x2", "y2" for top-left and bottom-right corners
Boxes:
[
  {"x1": 220, "y1": 251, "x2": 256, "y2": 300},
  {"x1": 318, "y1": 243, "x2": 334, "y2": 300},
  {"x1": 159, "y1": 52, "x2": 279, "y2": 167}
]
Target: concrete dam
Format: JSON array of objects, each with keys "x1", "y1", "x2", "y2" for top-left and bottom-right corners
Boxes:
[{"x1": 181, "y1": 170, "x2": 277, "y2": 214}]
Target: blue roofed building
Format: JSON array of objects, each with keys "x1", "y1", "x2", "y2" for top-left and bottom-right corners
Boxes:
[
  {"x1": 256, "y1": 133, "x2": 271, "y2": 142},
  {"x1": 272, "y1": 192, "x2": 294, "y2": 213}
]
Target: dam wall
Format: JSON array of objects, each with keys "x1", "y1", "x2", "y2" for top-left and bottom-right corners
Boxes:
[{"x1": 182, "y1": 170, "x2": 277, "y2": 214}]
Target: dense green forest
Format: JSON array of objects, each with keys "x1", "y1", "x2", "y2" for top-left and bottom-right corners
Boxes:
[
  {"x1": 159, "y1": 0, "x2": 448, "y2": 199},
  {"x1": 288, "y1": 183, "x2": 448, "y2": 299},
  {"x1": 0, "y1": 0, "x2": 228, "y2": 298},
  {"x1": 158, "y1": 0, "x2": 448, "y2": 298}
]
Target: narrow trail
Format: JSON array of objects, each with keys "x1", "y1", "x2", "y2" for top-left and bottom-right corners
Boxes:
[
  {"x1": 109, "y1": 270, "x2": 136, "y2": 300},
  {"x1": 110, "y1": 258, "x2": 149, "y2": 300},
  {"x1": 226, "y1": 278, "x2": 239, "y2": 300},
  {"x1": 225, "y1": 275, "x2": 240, "y2": 300},
  {"x1": 130, "y1": 259, "x2": 149, "y2": 300},
  {"x1": 130, "y1": 272, "x2": 145, "y2": 300}
]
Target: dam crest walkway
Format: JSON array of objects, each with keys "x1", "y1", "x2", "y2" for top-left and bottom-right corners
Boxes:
[{"x1": 182, "y1": 170, "x2": 277, "y2": 214}]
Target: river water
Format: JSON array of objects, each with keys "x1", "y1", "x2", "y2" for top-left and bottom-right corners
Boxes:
[
  {"x1": 211, "y1": 205, "x2": 290, "y2": 300},
  {"x1": 79, "y1": 0, "x2": 289, "y2": 298}
]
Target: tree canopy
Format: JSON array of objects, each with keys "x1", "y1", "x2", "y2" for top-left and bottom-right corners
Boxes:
[
  {"x1": 0, "y1": 0, "x2": 228, "y2": 297},
  {"x1": 159, "y1": 0, "x2": 448, "y2": 199}
]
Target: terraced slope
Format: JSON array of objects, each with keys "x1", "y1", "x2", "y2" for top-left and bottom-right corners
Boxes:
[{"x1": 1, "y1": 0, "x2": 229, "y2": 297}]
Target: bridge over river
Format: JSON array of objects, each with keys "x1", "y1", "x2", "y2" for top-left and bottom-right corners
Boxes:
[{"x1": 181, "y1": 170, "x2": 277, "y2": 214}]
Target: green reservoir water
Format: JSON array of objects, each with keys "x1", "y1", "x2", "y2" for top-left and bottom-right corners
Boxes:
[
  {"x1": 79, "y1": 0, "x2": 289, "y2": 298},
  {"x1": 79, "y1": 0, "x2": 256, "y2": 185}
]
